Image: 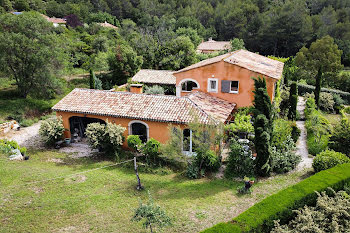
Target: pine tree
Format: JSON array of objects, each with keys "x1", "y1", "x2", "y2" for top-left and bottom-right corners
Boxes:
[
  {"x1": 287, "y1": 82, "x2": 298, "y2": 120},
  {"x1": 89, "y1": 69, "x2": 95, "y2": 89}
]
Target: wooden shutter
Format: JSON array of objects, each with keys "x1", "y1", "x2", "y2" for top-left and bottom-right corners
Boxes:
[{"x1": 221, "y1": 80, "x2": 230, "y2": 93}]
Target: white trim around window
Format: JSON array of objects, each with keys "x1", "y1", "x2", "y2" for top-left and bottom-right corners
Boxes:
[
  {"x1": 207, "y1": 78, "x2": 218, "y2": 93},
  {"x1": 229, "y1": 81, "x2": 239, "y2": 94}
]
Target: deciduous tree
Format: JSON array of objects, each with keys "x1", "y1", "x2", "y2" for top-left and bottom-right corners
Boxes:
[
  {"x1": 0, "y1": 12, "x2": 63, "y2": 98},
  {"x1": 295, "y1": 36, "x2": 343, "y2": 108}
]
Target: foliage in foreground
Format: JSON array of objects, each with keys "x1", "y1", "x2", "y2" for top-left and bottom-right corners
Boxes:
[
  {"x1": 202, "y1": 163, "x2": 350, "y2": 233},
  {"x1": 304, "y1": 96, "x2": 331, "y2": 155},
  {"x1": 225, "y1": 139, "x2": 254, "y2": 178},
  {"x1": 271, "y1": 189, "x2": 350, "y2": 233},
  {"x1": 85, "y1": 121, "x2": 125, "y2": 154},
  {"x1": 313, "y1": 150, "x2": 350, "y2": 173},
  {"x1": 329, "y1": 112, "x2": 350, "y2": 156},
  {"x1": 132, "y1": 191, "x2": 172, "y2": 233},
  {"x1": 39, "y1": 117, "x2": 65, "y2": 146},
  {"x1": 270, "y1": 136, "x2": 301, "y2": 174},
  {"x1": 0, "y1": 139, "x2": 27, "y2": 155}
]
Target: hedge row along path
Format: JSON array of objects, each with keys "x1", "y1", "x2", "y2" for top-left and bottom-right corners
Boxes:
[
  {"x1": 296, "y1": 97, "x2": 313, "y2": 170},
  {"x1": 202, "y1": 163, "x2": 350, "y2": 233}
]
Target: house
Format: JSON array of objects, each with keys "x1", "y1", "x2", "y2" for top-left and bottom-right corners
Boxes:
[
  {"x1": 132, "y1": 50, "x2": 284, "y2": 108},
  {"x1": 197, "y1": 38, "x2": 231, "y2": 54},
  {"x1": 97, "y1": 21, "x2": 118, "y2": 30},
  {"x1": 53, "y1": 88, "x2": 235, "y2": 153},
  {"x1": 41, "y1": 14, "x2": 66, "y2": 27},
  {"x1": 11, "y1": 12, "x2": 66, "y2": 27}
]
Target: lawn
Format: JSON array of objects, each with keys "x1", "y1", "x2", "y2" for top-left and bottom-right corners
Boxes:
[{"x1": 0, "y1": 150, "x2": 309, "y2": 233}]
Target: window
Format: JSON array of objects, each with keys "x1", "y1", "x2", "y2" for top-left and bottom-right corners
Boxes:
[
  {"x1": 230, "y1": 81, "x2": 239, "y2": 93},
  {"x1": 181, "y1": 80, "x2": 198, "y2": 92},
  {"x1": 207, "y1": 78, "x2": 218, "y2": 92},
  {"x1": 129, "y1": 121, "x2": 148, "y2": 143}
]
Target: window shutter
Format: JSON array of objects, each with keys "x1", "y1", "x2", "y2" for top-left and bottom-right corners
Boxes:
[{"x1": 221, "y1": 80, "x2": 230, "y2": 93}]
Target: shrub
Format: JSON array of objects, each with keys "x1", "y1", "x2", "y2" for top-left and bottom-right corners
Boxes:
[
  {"x1": 287, "y1": 82, "x2": 298, "y2": 120},
  {"x1": 201, "y1": 163, "x2": 350, "y2": 233},
  {"x1": 307, "y1": 134, "x2": 329, "y2": 156},
  {"x1": 144, "y1": 85, "x2": 165, "y2": 95},
  {"x1": 0, "y1": 139, "x2": 26, "y2": 156},
  {"x1": 298, "y1": 83, "x2": 350, "y2": 105},
  {"x1": 143, "y1": 138, "x2": 161, "y2": 165},
  {"x1": 332, "y1": 93, "x2": 345, "y2": 113},
  {"x1": 39, "y1": 117, "x2": 65, "y2": 146},
  {"x1": 304, "y1": 96, "x2": 317, "y2": 118},
  {"x1": 345, "y1": 106, "x2": 350, "y2": 114},
  {"x1": 225, "y1": 111, "x2": 253, "y2": 139},
  {"x1": 187, "y1": 149, "x2": 220, "y2": 179},
  {"x1": 20, "y1": 119, "x2": 35, "y2": 127},
  {"x1": 225, "y1": 139, "x2": 255, "y2": 178},
  {"x1": 319, "y1": 92, "x2": 335, "y2": 113},
  {"x1": 291, "y1": 122, "x2": 301, "y2": 143},
  {"x1": 271, "y1": 136, "x2": 301, "y2": 174},
  {"x1": 272, "y1": 119, "x2": 294, "y2": 149},
  {"x1": 329, "y1": 115, "x2": 350, "y2": 156},
  {"x1": 85, "y1": 122, "x2": 106, "y2": 149},
  {"x1": 305, "y1": 109, "x2": 331, "y2": 155},
  {"x1": 85, "y1": 121, "x2": 125, "y2": 154},
  {"x1": 313, "y1": 150, "x2": 350, "y2": 172},
  {"x1": 127, "y1": 135, "x2": 142, "y2": 151},
  {"x1": 271, "y1": 189, "x2": 350, "y2": 233}
]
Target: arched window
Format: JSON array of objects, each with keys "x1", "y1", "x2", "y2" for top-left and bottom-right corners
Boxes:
[
  {"x1": 181, "y1": 80, "x2": 199, "y2": 92},
  {"x1": 129, "y1": 121, "x2": 149, "y2": 143}
]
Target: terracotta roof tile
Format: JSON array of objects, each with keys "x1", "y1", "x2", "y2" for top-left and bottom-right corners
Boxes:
[
  {"x1": 132, "y1": 69, "x2": 176, "y2": 85},
  {"x1": 187, "y1": 91, "x2": 236, "y2": 123},
  {"x1": 176, "y1": 50, "x2": 284, "y2": 80},
  {"x1": 52, "y1": 89, "x2": 212, "y2": 124},
  {"x1": 224, "y1": 50, "x2": 284, "y2": 80},
  {"x1": 97, "y1": 21, "x2": 118, "y2": 29},
  {"x1": 197, "y1": 40, "x2": 231, "y2": 51},
  {"x1": 174, "y1": 53, "x2": 232, "y2": 74}
]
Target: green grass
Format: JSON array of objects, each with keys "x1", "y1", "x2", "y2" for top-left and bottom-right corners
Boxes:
[
  {"x1": 202, "y1": 163, "x2": 350, "y2": 233},
  {"x1": 0, "y1": 150, "x2": 308, "y2": 233}
]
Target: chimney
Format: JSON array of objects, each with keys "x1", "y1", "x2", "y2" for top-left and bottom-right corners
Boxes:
[{"x1": 130, "y1": 84, "x2": 143, "y2": 94}]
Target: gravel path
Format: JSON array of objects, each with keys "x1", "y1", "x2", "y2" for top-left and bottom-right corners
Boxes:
[
  {"x1": 296, "y1": 97, "x2": 313, "y2": 170},
  {"x1": 2, "y1": 121, "x2": 43, "y2": 148}
]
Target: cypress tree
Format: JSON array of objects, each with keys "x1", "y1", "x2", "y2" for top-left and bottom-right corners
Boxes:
[
  {"x1": 252, "y1": 77, "x2": 273, "y2": 131},
  {"x1": 254, "y1": 114, "x2": 272, "y2": 176},
  {"x1": 89, "y1": 69, "x2": 95, "y2": 89},
  {"x1": 252, "y1": 77, "x2": 273, "y2": 176},
  {"x1": 315, "y1": 68, "x2": 322, "y2": 109},
  {"x1": 288, "y1": 82, "x2": 298, "y2": 120}
]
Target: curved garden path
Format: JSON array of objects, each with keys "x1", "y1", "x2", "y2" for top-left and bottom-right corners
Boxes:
[
  {"x1": 2, "y1": 121, "x2": 43, "y2": 148},
  {"x1": 296, "y1": 97, "x2": 313, "y2": 170}
]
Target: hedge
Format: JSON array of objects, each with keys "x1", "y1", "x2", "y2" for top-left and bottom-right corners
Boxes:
[
  {"x1": 298, "y1": 83, "x2": 350, "y2": 104},
  {"x1": 201, "y1": 163, "x2": 350, "y2": 233}
]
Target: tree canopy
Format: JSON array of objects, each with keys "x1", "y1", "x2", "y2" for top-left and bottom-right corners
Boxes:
[{"x1": 0, "y1": 12, "x2": 63, "y2": 98}]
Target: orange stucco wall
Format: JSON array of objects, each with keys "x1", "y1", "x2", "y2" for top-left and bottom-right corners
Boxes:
[
  {"x1": 56, "y1": 111, "x2": 185, "y2": 147},
  {"x1": 174, "y1": 61, "x2": 278, "y2": 108}
]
